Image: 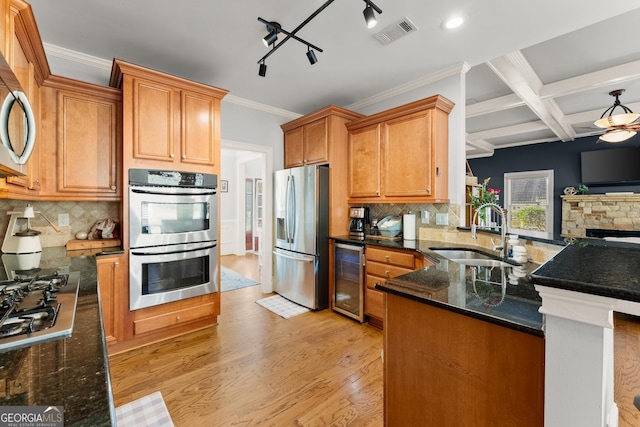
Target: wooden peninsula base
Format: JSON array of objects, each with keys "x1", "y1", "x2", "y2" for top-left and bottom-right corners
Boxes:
[{"x1": 383, "y1": 292, "x2": 544, "y2": 426}]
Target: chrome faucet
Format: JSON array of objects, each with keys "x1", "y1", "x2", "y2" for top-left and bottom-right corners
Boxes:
[{"x1": 471, "y1": 202, "x2": 509, "y2": 261}]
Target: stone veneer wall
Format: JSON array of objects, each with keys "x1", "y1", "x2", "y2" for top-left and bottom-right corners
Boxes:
[{"x1": 561, "y1": 194, "x2": 640, "y2": 238}]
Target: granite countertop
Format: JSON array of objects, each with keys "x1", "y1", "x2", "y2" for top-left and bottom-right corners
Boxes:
[
  {"x1": 529, "y1": 238, "x2": 640, "y2": 303},
  {"x1": 0, "y1": 246, "x2": 117, "y2": 426},
  {"x1": 331, "y1": 235, "x2": 544, "y2": 336}
]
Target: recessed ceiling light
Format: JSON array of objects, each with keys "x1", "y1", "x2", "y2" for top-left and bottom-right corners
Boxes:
[{"x1": 442, "y1": 14, "x2": 466, "y2": 30}]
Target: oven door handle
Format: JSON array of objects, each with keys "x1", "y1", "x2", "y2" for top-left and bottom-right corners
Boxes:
[
  {"x1": 130, "y1": 186, "x2": 217, "y2": 196},
  {"x1": 130, "y1": 241, "x2": 217, "y2": 256}
]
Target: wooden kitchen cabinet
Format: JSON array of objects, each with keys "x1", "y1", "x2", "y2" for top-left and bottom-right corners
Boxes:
[
  {"x1": 364, "y1": 245, "x2": 432, "y2": 328},
  {"x1": 281, "y1": 105, "x2": 364, "y2": 236},
  {"x1": 96, "y1": 253, "x2": 126, "y2": 347},
  {"x1": 110, "y1": 59, "x2": 228, "y2": 175},
  {"x1": 384, "y1": 292, "x2": 544, "y2": 426},
  {"x1": 346, "y1": 95, "x2": 454, "y2": 204},
  {"x1": 283, "y1": 116, "x2": 330, "y2": 167},
  {"x1": 38, "y1": 77, "x2": 122, "y2": 201}
]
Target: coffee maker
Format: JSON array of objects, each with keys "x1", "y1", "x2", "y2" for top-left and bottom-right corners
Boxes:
[{"x1": 349, "y1": 207, "x2": 369, "y2": 239}]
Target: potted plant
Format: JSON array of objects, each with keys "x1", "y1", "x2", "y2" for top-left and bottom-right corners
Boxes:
[{"x1": 468, "y1": 177, "x2": 500, "y2": 226}]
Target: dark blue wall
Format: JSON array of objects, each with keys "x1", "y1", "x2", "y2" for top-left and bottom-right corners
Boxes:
[{"x1": 467, "y1": 135, "x2": 640, "y2": 241}]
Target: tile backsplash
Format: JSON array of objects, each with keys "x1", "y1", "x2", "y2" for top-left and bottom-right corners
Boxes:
[{"x1": 0, "y1": 200, "x2": 120, "y2": 248}]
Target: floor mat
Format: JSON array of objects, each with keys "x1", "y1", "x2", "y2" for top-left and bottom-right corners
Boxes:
[
  {"x1": 256, "y1": 294, "x2": 310, "y2": 319},
  {"x1": 115, "y1": 391, "x2": 174, "y2": 427},
  {"x1": 221, "y1": 266, "x2": 259, "y2": 292}
]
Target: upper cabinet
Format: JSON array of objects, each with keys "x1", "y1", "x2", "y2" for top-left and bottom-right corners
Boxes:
[
  {"x1": 38, "y1": 76, "x2": 122, "y2": 201},
  {"x1": 281, "y1": 105, "x2": 364, "y2": 236},
  {"x1": 110, "y1": 60, "x2": 228, "y2": 175},
  {"x1": 346, "y1": 95, "x2": 454, "y2": 204}
]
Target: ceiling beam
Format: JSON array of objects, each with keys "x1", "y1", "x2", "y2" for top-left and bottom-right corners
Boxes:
[
  {"x1": 541, "y1": 60, "x2": 640, "y2": 99},
  {"x1": 487, "y1": 51, "x2": 576, "y2": 142}
]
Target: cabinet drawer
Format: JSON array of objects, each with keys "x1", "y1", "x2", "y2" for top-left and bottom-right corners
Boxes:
[
  {"x1": 366, "y1": 247, "x2": 415, "y2": 268},
  {"x1": 366, "y1": 261, "x2": 414, "y2": 280},
  {"x1": 134, "y1": 301, "x2": 215, "y2": 336},
  {"x1": 365, "y1": 287, "x2": 384, "y2": 319}
]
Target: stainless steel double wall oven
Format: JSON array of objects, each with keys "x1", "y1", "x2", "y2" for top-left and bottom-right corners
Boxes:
[{"x1": 128, "y1": 169, "x2": 218, "y2": 310}]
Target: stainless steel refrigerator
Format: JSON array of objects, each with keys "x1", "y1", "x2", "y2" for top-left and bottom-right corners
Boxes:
[{"x1": 273, "y1": 164, "x2": 329, "y2": 310}]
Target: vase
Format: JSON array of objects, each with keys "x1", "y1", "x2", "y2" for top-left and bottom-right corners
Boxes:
[{"x1": 478, "y1": 206, "x2": 491, "y2": 227}]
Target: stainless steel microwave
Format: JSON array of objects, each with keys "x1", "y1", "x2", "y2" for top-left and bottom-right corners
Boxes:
[{"x1": 0, "y1": 53, "x2": 36, "y2": 177}]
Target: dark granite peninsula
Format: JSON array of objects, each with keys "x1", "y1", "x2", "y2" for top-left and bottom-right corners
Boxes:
[
  {"x1": 332, "y1": 235, "x2": 544, "y2": 334},
  {"x1": 0, "y1": 247, "x2": 115, "y2": 426}
]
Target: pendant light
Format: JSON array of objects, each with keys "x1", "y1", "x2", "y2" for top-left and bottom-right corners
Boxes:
[{"x1": 595, "y1": 89, "x2": 640, "y2": 143}]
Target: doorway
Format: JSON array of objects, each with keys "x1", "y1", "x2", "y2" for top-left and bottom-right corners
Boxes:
[{"x1": 220, "y1": 140, "x2": 273, "y2": 293}]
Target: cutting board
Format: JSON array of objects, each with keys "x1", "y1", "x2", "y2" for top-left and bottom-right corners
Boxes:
[{"x1": 66, "y1": 239, "x2": 121, "y2": 251}]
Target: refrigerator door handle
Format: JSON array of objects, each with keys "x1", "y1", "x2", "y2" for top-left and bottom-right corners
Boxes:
[
  {"x1": 284, "y1": 175, "x2": 291, "y2": 243},
  {"x1": 273, "y1": 250, "x2": 315, "y2": 263},
  {"x1": 288, "y1": 175, "x2": 296, "y2": 243}
]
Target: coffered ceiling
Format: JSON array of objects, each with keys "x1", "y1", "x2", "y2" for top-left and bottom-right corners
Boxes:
[{"x1": 27, "y1": 0, "x2": 640, "y2": 159}]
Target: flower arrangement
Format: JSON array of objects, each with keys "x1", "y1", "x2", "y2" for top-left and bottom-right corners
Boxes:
[{"x1": 468, "y1": 177, "x2": 500, "y2": 210}]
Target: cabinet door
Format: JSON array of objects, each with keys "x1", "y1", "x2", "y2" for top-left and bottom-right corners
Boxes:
[
  {"x1": 131, "y1": 77, "x2": 177, "y2": 162},
  {"x1": 284, "y1": 127, "x2": 304, "y2": 168},
  {"x1": 303, "y1": 117, "x2": 328, "y2": 165},
  {"x1": 383, "y1": 111, "x2": 433, "y2": 197},
  {"x1": 349, "y1": 123, "x2": 381, "y2": 198},
  {"x1": 96, "y1": 254, "x2": 126, "y2": 346},
  {"x1": 57, "y1": 90, "x2": 119, "y2": 195},
  {"x1": 181, "y1": 90, "x2": 217, "y2": 167}
]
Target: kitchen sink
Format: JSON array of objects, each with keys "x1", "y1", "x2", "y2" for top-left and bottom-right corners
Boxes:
[{"x1": 430, "y1": 248, "x2": 516, "y2": 268}]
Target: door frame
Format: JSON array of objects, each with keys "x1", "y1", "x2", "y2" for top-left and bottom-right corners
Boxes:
[{"x1": 221, "y1": 139, "x2": 274, "y2": 293}]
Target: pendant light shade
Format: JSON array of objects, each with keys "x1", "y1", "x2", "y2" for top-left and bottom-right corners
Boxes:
[{"x1": 599, "y1": 129, "x2": 637, "y2": 143}]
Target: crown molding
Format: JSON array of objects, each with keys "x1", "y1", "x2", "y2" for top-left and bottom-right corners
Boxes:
[{"x1": 346, "y1": 63, "x2": 470, "y2": 111}]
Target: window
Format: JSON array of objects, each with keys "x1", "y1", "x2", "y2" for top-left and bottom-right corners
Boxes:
[{"x1": 504, "y1": 170, "x2": 553, "y2": 240}]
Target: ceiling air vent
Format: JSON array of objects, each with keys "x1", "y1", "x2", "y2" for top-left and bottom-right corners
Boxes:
[{"x1": 374, "y1": 17, "x2": 418, "y2": 45}]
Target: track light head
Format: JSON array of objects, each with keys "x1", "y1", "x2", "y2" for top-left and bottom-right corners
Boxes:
[
  {"x1": 263, "y1": 31, "x2": 278, "y2": 47},
  {"x1": 258, "y1": 62, "x2": 267, "y2": 77},
  {"x1": 306, "y1": 48, "x2": 318, "y2": 65},
  {"x1": 262, "y1": 21, "x2": 281, "y2": 47},
  {"x1": 363, "y1": 4, "x2": 377, "y2": 28}
]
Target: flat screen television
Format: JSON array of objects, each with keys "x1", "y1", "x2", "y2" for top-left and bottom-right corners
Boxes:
[{"x1": 580, "y1": 146, "x2": 640, "y2": 185}]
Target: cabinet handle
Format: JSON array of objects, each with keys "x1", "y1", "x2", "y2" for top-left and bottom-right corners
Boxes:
[
  {"x1": 111, "y1": 186, "x2": 116, "y2": 191},
  {"x1": 376, "y1": 191, "x2": 380, "y2": 196},
  {"x1": 182, "y1": 154, "x2": 186, "y2": 159},
  {"x1": 170, "y1": 153, "x2": 175, "y2": 158},
  {"x1": 114, "y1": 262, "x2": 119, "y2": 267},
  {"x1": 33, "y1": 179, "x2": 39, "y2": 185},
  {"x1": 385, "y1": 270, "x2": 390, "y2": 276},
  {"x1": 176, "y1": 316, "x2": 181, "y2": 321}
]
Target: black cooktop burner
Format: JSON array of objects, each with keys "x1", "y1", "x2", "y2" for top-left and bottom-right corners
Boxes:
[{"x1": 0, "y1": 272, "x2": 80, "y2": 352}]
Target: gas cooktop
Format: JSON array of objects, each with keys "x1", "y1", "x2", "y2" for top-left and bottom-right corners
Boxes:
[{"x1": 0, "y1": 271, "x2": 80, "y2": 352}]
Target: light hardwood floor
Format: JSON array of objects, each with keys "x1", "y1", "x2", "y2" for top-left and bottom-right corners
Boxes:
[
  {"x1": 220, "y1": 253, "x2": 262, "y2": 282},
  {"x1": 109, "y1": 255, "x2": 640, "y2": 426},
  {"x1": 109, "y1": 255, "x2": 384, "y2": 426}
]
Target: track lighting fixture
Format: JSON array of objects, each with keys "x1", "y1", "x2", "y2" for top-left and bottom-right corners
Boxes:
[
  {"x1": 594, "y1": 89, "x2": 640, "y2": 143},
  {"x1": 256, "y1": 0, "x2": 382, "y2": 76},
  {"x1": 306, "y1": 47, "x2": 318, "y2": 65}
]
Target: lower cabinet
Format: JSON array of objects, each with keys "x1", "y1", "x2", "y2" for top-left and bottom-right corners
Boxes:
[
  {"x1": 133, "y1": 294, "x2": 217, "y2": 336},
  {"x1": 96, "y1": 253, "x2": 126, "y2": 346},
  {"x1": 364, "y1": 246, "x2": 432, "y2": 328},
  {"x1": 384, "y1": 292, "x2": 544, "y2": 426}
]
